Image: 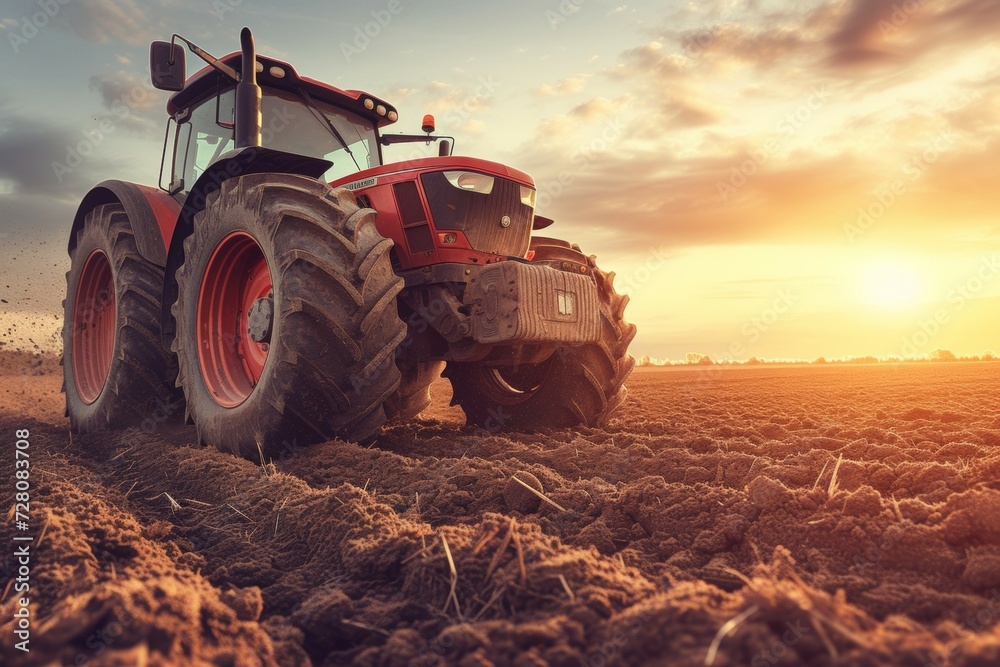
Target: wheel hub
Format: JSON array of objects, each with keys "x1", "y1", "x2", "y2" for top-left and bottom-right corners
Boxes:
[
  {"x1": 72, "y1": 249, "x2": 116, "y2": 404},
  {"x1": 247, "y1": 297, "x2": 274, "y2": 343},
  {"x1": 196, "y1": 231, "x2": 272, "y2": 408}
]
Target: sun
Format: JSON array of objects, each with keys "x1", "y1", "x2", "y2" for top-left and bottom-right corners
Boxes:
[{"x1": 859, "y1": 261, "x2": 924, "y2": 309}]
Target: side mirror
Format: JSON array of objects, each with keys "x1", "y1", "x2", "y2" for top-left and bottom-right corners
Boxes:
[{"x1": 150, "y1": 41, "x2": 186, "y2": 92}]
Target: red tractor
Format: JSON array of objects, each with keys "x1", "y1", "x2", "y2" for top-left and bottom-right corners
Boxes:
[{"x1": 63, "y1": 28, "x2": 636, "y2": 458}]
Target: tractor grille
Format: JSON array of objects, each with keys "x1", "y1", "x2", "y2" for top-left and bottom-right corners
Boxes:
[
  {"x1": 421, "y1": 172, "x2": 532, "y2": 257},
  {"x1": 393, "y1": 181, "x2": 435, "y2": 254}
]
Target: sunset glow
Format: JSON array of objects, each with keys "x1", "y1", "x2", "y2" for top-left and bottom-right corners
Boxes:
[
  {"x1": 859, "y1": 260, "x2": 925, "y2": 310},
  {"x1": 0, "y1": 0, "x2": 998, "y2": 361}
]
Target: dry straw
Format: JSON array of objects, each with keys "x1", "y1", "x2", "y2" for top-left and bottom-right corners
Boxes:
[
  {"x1": 511, "y1": 475, "x2": 567, "y2": 512},
  {"x1": 440, "y1": 534, "x2": 463, "y2": 620}
]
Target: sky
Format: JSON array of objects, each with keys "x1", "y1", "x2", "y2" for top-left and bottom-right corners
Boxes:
[{"x1": 0, "y1": 0, "x2": 998, "y2": 361}]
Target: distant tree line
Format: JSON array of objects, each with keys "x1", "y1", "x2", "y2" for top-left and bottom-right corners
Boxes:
[{"x1": 636, "y1": 349, "x2": 998, "y2": 367}]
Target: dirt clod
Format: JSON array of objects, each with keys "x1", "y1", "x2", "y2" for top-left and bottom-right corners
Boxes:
[{"x1": 503, "y1": 471, "x2": 544, "y2": 513}]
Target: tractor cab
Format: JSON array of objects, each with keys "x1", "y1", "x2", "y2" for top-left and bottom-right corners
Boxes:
[
  {"x1": 150, "y1": 31, "x2": 535, "y2": 270},
  {"x1": 155, "y1": 47, "x2": 399, "y2": 193}
]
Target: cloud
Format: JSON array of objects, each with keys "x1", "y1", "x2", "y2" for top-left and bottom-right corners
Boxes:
[
  {"x1": 943, "y1": 87, "x2": 1000, "y2": 136},
  {"x1": 825, "y1": 0, "x2": 898, "y2": 65},
  {"x1": 413, "y1": 79, "x2": 499, "y2": 118},
  {"x1": 513, "y1": 80, "x2": 1000, "y2": 257},
  {"x1": 677, "y1": 22, "x2": 808, "y2": 69},
  {"x1": 0, "y1": 112, "x2": 113, "y2": 198},
  {"x1": 63, "y1": 0, "x2": 165, "y2": 46},
  {"x1": 536, "y1": 75, "x2": 589, "y2": 97},
  {"x1": 456, "y1": 119, "x2": 486, "y2": 135},
  {"x1": 389, "y1": 87, "x2": 419, "y2": 101},
  {"x1": 88, "y1": 71, "x2": 165, "y2": 133},
  {"x1": 613, "y1": 42, "x2": 686, "y2": 82},
  {"x1": 822, "y1": 0, "x2": 1000, "y2": 68},
  {"x1": 89, "y1": 72, "x2": 160, "y2": 112},
  {"x1": 630, "y1": 0, "x2": 1000, "y2": 80},
  {"x1": 568, "y1": 96, "x2": 629, "y2": 121},
  {"x1": 605, "y1": 42, "x2": 722, "y2": 130},
  {"x1": 658, "y1": 92, "x2": 721, "y2": 128},
  {"x1": 516, "y1": 0, "x2": 995, "y2": 256}
]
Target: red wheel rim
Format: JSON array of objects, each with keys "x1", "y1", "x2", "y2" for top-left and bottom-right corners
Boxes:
[
  {"x1": 72, "y1": 249, "x2": 116, "y2": 404},
  {"x1": 197, "y1": 232, "x2": 272, "y2": 408}
]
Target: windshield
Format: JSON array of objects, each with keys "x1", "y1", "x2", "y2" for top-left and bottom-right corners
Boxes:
[{"x1": 180, "y1": 86, "x2": 381, "y2": 188}]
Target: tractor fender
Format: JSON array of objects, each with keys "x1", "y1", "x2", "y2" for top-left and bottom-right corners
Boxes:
[
  {"x1": 69, "y1": 180, "x2": 181, "y2": 266},
  {"x1": 160, "y1": 146, "x2": 333, "y2": 349}
]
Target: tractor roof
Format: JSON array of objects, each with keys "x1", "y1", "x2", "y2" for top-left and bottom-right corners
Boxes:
[{"x1": 166, "y1": 51, "x2": 398, "y2": 128}]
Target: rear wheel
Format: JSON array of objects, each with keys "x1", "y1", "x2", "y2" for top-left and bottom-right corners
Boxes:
[
  {"x1": 63, "y1": 204, "x2": 177, "y2": 431},
  {"x1": 445, "y1": 252, "x2": 636, "y2": 431},
  {"x1": 172, "y1": 174, "x2": 406, "y2": 458}
]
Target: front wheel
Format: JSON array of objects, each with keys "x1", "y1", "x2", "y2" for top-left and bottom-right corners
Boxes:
[
  {"x1": 445, "y1": 254, "x2": 636, "y2": 431},
  {"x1": 171, "y1": 174, "x2": 406, "y2": 458}
]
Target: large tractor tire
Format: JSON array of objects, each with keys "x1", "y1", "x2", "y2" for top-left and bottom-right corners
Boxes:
[
  {"x1": 63, "y1": 204, "x2": 177, "y2": 432},
  {"x1": 445, "y1": 249, "x2": 636, "y2": 432},
  {"x1": 384, "y1": 359, "x2": 445, "y2": 422},
  {"x1": 171, "y1": 174, "x2": 406, "y2": 458}
]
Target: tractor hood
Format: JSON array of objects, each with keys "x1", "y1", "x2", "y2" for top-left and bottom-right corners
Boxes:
[
  {"x1": 331, "y1": 157, "x2": 537, "y2": 268},
  {"x1": 330, "y1": 157, "x2": 534, "y2": 191}
]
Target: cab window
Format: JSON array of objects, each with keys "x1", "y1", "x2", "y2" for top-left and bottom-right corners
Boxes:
[{"x1": 172, "y1": 86, "x2": 380, "y2": 191}]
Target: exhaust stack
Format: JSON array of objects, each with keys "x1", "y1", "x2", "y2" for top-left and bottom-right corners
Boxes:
[{"x1": 235, "y1": 27, "x2": 262, "y2": 149}]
